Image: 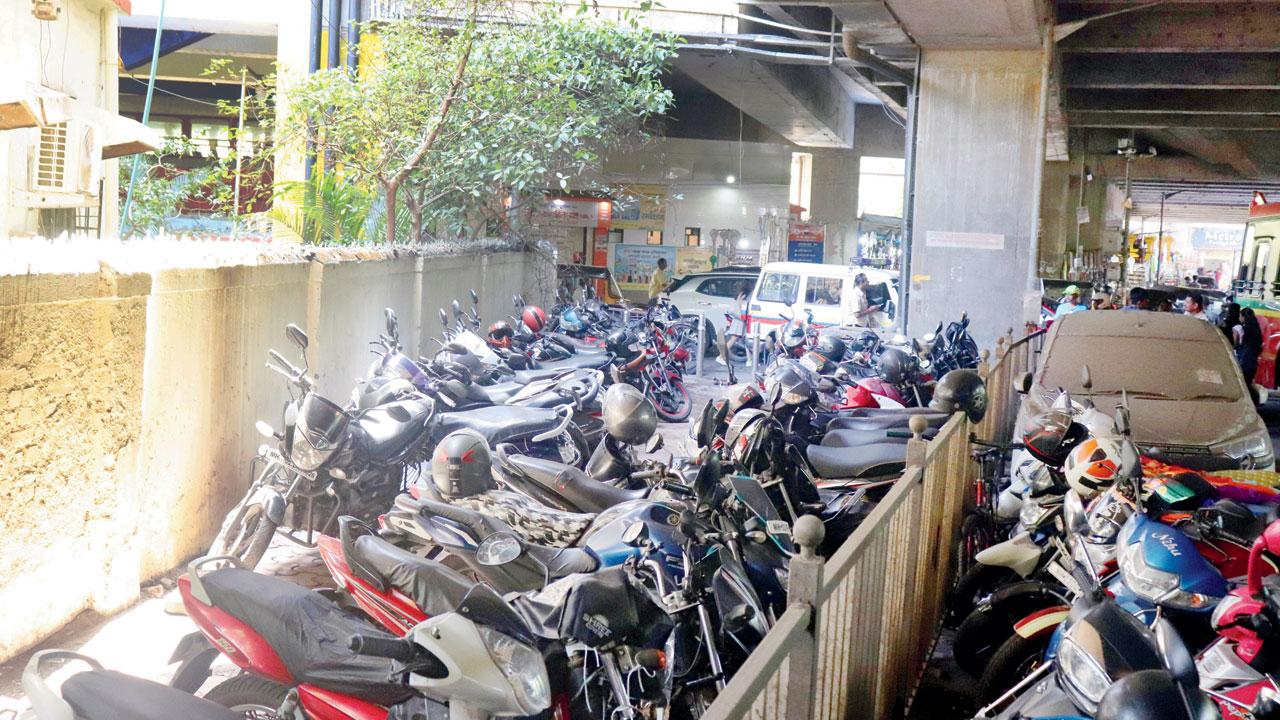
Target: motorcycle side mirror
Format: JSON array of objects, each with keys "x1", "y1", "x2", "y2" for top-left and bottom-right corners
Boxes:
[
  {"x1": 438, "y1": 308, "x2": 449, "y2": 328},
  {"x1": 621, "y1": 521, "x2": 648, "y2": 547},
  {"x1": 816, "y1": 378, "x2": 837, "y2": 394},
  {"x1": 444, "y1": 342, "x2": 468, "y2": 355},
  {"x1": 476, "y1": 532, "x2": 524, "y2": 566},
  {"x1": 1016, "y1": 371, "x2": 1033, "y2": 395},
  {"x1": 285, "y1": 323, "x2": 309, "y2": 351},
  {"x1": 451, "y1": 300, "x2": 463, "y2": 319},
  {"x1": 513, "y1": 294, "x2": 521, "y2": 309},
  {"x1": 469, "y1": 289, "x2": 478, "y2": 305},
  {"x1": 960, "y1": 312, "x2": 970, "y2": 328},
  {"x1": 1080, "y1": 365, "x2": 1093, "y2": 393},
  {"x1": 644, "y1": 434, "x2": 663, "y2": 453},
  {"x1": 384, "y1": 308, "x2": 399, "y2": 339},
  {"x1": 911, "y1": 338, "x2": 922, "y2": 354},
  {"x1": 254, "y1": 420, "x2": 278, "y2": 439},
  {"x1": 766, "y1": 381, "x2": 784, "y2": 409},
  {"x1": 1253, "y1": 687, "x2": 1280, "y2": 720}
]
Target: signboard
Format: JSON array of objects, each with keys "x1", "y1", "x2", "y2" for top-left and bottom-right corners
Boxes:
[
  {"x1": 925, "y1": 231, "x2": 1005, "y2": 250},
  {"x1": 533, "y1": 196, "x2": 611, "y2": 229},
  {"x1": 1076, "y1": 206, "x2": 1090, "y2": 225},
  {"x1": 676, "y1": 247, "x2": 713, "y2": 275},
  {"x1": 611, "y1": 184, "x2": 667, "y2": 230},
  {"x1": 1190, "y1": 226, "x2": 1245, "y2": 251},
  {"x1": 787, "y1": 222, "x2": 825, "y2": 263},
  {"x1": 612, "y1": 244, "x2": 677, "y2": 291}
]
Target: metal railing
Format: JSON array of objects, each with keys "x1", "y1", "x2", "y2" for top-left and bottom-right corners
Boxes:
[{"x1": 702, "y1": 330, "x2": 1038, "y2": 720}]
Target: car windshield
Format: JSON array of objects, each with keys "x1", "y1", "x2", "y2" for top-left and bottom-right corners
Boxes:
[
  {"x1": 757, "y1": 272, "x2": 799, "y2": 304},
  {"x1": 1039, "y1": 335, "x2": 1243, "y2": 401}
]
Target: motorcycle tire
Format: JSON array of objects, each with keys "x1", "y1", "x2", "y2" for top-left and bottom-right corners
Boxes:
[
  {"x1": 203, "y1": 673, "x2": 290, "y2": 714},
  {"x1": 211, "y1": 503, "x2": 276, "y2": 571},
  {"x1": 947, "y1": 563, "x2": 1017, "y2": 626},
  {"x1": 977, "y1": 633, "x2": 1049, "y2": 703},
  {"x1": 952, "y1": 606, "x2": 1011, "y2": 678},
  {"x1": 650, "y1": 380, "x2": 692, "y2": 423}
]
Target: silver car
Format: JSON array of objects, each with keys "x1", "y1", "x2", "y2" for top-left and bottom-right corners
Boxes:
[{"x1": 1016, "y1": 310, "x2": 1272, "y2": 470}]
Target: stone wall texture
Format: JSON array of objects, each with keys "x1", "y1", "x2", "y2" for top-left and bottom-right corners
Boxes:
[{"x1": 0, "y1": 249, "x2": 552, "y2": 660}]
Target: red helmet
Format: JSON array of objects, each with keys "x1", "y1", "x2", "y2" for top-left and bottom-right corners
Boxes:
[
  {"x1": 522, "y1": 306, "x2": 547, "y2": 333},
  {"x1": 488, "y1": 320, "x2": 514, "y2": 347}
]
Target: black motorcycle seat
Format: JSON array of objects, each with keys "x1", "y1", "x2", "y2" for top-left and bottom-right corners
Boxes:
[
  {"x1": 512, "y1": 368, "x2": 574, "y2": 384},
  {"x1": 198, "y1": 568, "x2": 414, "y2": 706},
  {"x1": 432, "y1": 405, "x2": 562, "y2": 446},
  {"x1": 505, "y1": 454, "x2": 647, "y2": 513},
  {"x1": 350, "y1": 534, "x2": 478, "y2": 616},
  {"x1": 806, "y1": 443, "x2": 907, "y2": 480},
  {"x1": 821, "y1": 429, "x2": 910, "y2": 448},
  {"x1": 536, "y1": 354, "x2": 611, "y2": 372},
  {"x1": 825, "y1": 412, "x2": 947, "y2": 433},
  {"x1": 830, "y1": 406, "x2": 942, "y2": 419},
  {"x1": 357, "y1": 398, "x2": 433, "y2": 462},
  {"x1": 467, "y1": 382, "x2": 523, "y2": 405},
  {"x1": 552, "y1": 334, "x2": 607, "y2": 352},
  {"x1": 63, "y1": 670, "x2": 238, "y2": 720}
]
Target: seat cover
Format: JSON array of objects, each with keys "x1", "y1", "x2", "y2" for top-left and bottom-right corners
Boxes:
[
  {"x1": 199, "y1": 568, "x2": 414, "y2": 706},
  {"x1": 535, "y1": 353, "x2": 611, "y2": 372},
  {"x1": 806, "y1": 443, "x2": 907, "y2": 480},
  {"x1": 357, "y1": 398, "x2": 432, "y2": 462},
  {"x1": 431, "y1": 405, "x2": 562, "y2": 446},
  {"x1": 821, "y1": 429, "x2": 910, "y2": 448},
  {"x1": 829, "y1": 406, "x2": 942, "y2": 419},
  {"x1": 825, "y1": 412, "x2": 947, "y2": 433},
  {"x1": 454, "y1": 489, "x2": 595, "y2": 547},
  {"x1": 351, "y1": 534, "x2": 478, "y2": 616},
  {"x1": 63, "y1": 670, "x2": 239, "y2": 720},
  {"x1": 507, "y1": 455, "x2": 647, "y2": 513},
  {"x1": 467, "y1": 382, "x2": 522, "y2": 405}
]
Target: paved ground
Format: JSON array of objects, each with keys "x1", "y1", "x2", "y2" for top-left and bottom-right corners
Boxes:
[{"x1": 0, "y1": 360, "x2": 737, "y2": 711}]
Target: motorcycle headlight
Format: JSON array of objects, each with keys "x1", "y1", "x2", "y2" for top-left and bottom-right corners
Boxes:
[
  {"x1": 1213, "y1": 429, "x2": 1274, "y2": 470},
  {"x1": 477, "y1": 626, "x2": 550, "y2": 715},
  {"x1": 1118, "y1": 542, "x2": 1218, "y2": 610},
  {"x1": 1019, "y1": 498, "x2": 1046, "y2": 529},
  {"x1": 1057, "y1": 636, "x2": 1111, "y2": 712}
]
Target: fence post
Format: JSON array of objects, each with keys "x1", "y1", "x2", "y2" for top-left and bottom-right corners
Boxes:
[
  {"x1": 785, "y1": 515, "x2": 826, "y2": 720},
  {"x1": 977, "y1": 349, "x2": 990, "y2": 381},
  {"x1": 905, "y1": 414, "x2": 929, "y2": 467}
]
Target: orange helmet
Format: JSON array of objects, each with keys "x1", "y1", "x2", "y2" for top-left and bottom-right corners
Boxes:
[
  {"x1": 1063, "y1": 436, "x2": 1123, "y2": 499},
  {"x1": 522, "y1": 306, "x2": 547, "y2": 333}
]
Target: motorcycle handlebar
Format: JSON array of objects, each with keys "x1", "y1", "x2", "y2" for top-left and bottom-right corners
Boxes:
[{"x1": 348, "y1": 635, "x2": 417, "y2": 662}]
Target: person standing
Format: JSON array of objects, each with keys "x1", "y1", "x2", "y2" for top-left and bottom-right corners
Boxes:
[
  {"x1": 648, "y1": 257, "x2": 669, "y2": 306},
  {"x1": 847, "y1": 273, "x2": 882, "y2": 327},
  {"x1": 1239, "y1": 307, "x2": 1263, "y2": 385},
  {"x1": 1185, "y1": 292, "x2": 1209, "y2": 321},
  {"x1": 1221, "y1": 302, "x2": 1241, "y2": 344},
  {"x1": 1055, "y1": 285, "x2": 1086, "y2": 318}
]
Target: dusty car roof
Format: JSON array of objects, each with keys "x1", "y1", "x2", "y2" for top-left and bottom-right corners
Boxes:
[{"x1": 1051, "y1": 310, "x2": 1222, "y2": 342}]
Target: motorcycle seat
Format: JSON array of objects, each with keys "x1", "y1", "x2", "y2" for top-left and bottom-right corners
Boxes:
[
  {"x1": 197, "y1": 568, "x2": 415, "y2": 706},
  {"x1": 821, "y1": 429, "x2": 911, "y2": 448},
  {"x1": 512, "y1": 367, "x2": 576, "y2": 384},
  {"x1": 829, "y1": 406, "x2": 942, "y2": 419},
  {"x1": 467, "y1": 381, "x2": 524, "y2": 405},
  {"x1": 62, "y1": 670, "x2": 238, "y2": 720},
  {"x1": 356, "y1": 397, "x2": 433, "y2": 462},
  {"x1": 536, "y1": 354, "x2": 612, "y2": 372},
  {"x1": 432, "y1": 405, "x2": 562, "y2": 447},
  {"x1": 350, "y1": 533, "x2": 478, "y2": 616},
  {"x1": 503, "y1": 454, "x2": 647, "y2": 514},
  {"x1": 825, "y1": 412, "x2": 947, "y2": 433},
  {"x1": 806, "y1": 443, "x2": 907, "y2": 480}
]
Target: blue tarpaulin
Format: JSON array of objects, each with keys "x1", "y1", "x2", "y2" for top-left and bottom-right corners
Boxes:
[{"x1": 119, "y1": 27, "x2": 211, "y2": 70}]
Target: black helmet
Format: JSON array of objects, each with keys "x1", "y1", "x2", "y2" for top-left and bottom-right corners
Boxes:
[
  {"x1": 724, "y1": 409, "x2": 773, "y2": 472},
  {"x1": 602, "y1": 384, "x2": 657, "y2": 445},
  {"x1": 781, "y1": 324, "x2": 806, "y2": 351},
  {"x1": 851, "y1": 330, "x2": 879, "y2": 352},
  {"x1": 929, "y1": 369, "x2": 988, "y2": 423},
  {"x1": 606, "y1": 329, "x2": 640, "y2": 362},
  {"x1": 1021, "y1": 408, "x2": 1089, "y2": 468},
  {"x1": 878, "y1": 347, "x2": 911, "y2": 384},
  {"x1": 431, "y1": 430, "x2": 494, "y2": 498},
  {"x1": 817, "y1": 335, "x2": 847, "y2": 363}
]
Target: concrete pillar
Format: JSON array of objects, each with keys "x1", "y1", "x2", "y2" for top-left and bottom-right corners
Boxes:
[
  {"x1": 1037, "y1": 161, "x2": 1073, "y2": 278},
  {"x1": 808, "y1": 150, "x2": 861, "y2": 265},
  {"x1": 907, "y1": 49, "x2": 1045, "y2": 346}
]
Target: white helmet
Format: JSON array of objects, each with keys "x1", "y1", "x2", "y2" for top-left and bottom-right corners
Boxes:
[{"x1": 1063, "y1": 436, "x2": 1124, "y2": 499}]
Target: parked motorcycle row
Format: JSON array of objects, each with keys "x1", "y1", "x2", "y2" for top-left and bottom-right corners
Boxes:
[{"x1": 947, "y1": 384, "x2": 1280, "y2": 720}]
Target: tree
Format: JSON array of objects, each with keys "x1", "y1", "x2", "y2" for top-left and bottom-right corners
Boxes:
[{"x1": 286, "y1": 0, "x2": 675, "y2": 245}]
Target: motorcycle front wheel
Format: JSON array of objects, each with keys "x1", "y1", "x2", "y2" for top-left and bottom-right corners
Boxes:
[
  {"x1": 210, "y1": 503, "x2": 276, "y2": 571},
  {"x1": 649, "y1": 380, "x2": 692, "y2": 423}
]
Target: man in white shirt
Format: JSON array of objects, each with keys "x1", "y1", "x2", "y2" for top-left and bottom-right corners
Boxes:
[
  {"x1": 848, "y1": 273, "x2": 882, "y2": 328},
  {"x1": 1185, "y1": 292, "x2": 1209, "y2": 321}
]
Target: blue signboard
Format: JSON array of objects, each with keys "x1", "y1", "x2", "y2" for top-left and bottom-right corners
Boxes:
[{"x1": 787, "y1": 239, "x2": 823, "y2": 263}]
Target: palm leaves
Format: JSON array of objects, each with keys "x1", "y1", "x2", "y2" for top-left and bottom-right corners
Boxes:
[{"x1": 268, "y1": 170, "x2": 374, "y2": 245}]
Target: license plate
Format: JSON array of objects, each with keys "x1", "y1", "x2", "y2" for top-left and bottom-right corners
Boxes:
[
  {"x1": 1046, "y1": 559, "x2": 1082, "y2": 596},
  {"x1": 766, "y1": 520, "x2": 791, "y2": 536}
]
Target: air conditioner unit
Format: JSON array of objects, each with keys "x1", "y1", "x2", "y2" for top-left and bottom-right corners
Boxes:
[{"x1": 28, "y1": 118, "x2": 102, "y2": 198}]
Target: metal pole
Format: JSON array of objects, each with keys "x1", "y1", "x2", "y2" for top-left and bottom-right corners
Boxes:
[
  {"x1": 305, "y1": 0, "x2": 322, "y2": 181},
  {"x1": 1073, "y1": 157, "x2": 1085, "y2": 276},
  {"x1": 346, "y1": 0, "x2": 360, "y2": 71},
  {"x1": 120, "y1": 0, "x2": 168, "y2": 236},
  {"x1": 231, "y1": 68, "x2": 247, "y2": 240},
  {"x1": 897, "y1": 49, "x2": 921, "y2": 334},
  {"x1": 695, "y1": 313, "x2": 704, "y2": 377},
  {"x1": 1156, "y1": 193, "x2": 1165, "y2": 283}
]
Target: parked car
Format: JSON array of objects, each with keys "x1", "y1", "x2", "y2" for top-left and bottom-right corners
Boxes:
[
  {"x1": 666, "y1": 267, "x2": 760, "y2": 339},
  {"x1": 1015, "y1": 310, "x2": 1272, "y2": 471},
  {"x1": 746, "y1": 262, "x2": 898, "y2": 335}
]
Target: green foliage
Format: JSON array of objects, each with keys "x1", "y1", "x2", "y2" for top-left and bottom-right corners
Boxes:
[
  {"x1": 121, "y1": 138, "x2": 220, "y2": 235},
  {"x1": 286, "y1": 0, "x2": 675, "y2": 245},
  {"x1": 269, "y1": 171, "x2": 375, "y2": 245}
]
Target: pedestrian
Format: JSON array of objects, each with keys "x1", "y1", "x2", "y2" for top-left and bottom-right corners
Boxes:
[
  {"x1": 1157, "y1": 298, "x2": 1174, "y2": 312},
  {"x1": 1055, "y1": 285, "x2": 1086, "y2": 319},
  {"x1": 1239, "y1": 307, "x2": 1263, "y2": 385},
  {"x1": 1185, "y1": 292, "x2": 1209, "y2": 321},
  {"x1": 1121, "y1": 287, "x2": 1149, "y2": 311},
  {"x1": 1221, "y1": 302, "x2": 1241, "y2": 344},
  {"x1": 848, "y1": 273, "x2": 883, "y2": 327},
  {"x1": 648, "y1": 257, "x2": 669, "y2": 306}
]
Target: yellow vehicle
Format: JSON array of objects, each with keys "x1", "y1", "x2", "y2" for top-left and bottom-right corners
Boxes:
[{"x1": 1235, "y1": 194, "x2": 1280, "y2": 387}]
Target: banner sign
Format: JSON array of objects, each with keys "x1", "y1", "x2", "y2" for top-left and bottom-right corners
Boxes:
[
  {"x1": 1190, "y1": 226, "x2": 1245, "y2": 251},
  {"x1": 611, "y1": 184, "x2": 667, "y2": 230},
  {"x1": 787, "y1": 222, "x2": 825, "y2": 263},
  {"x1": 533, "y1": 196, "x2": 611, "y2": 229},
  {"x1": 612, "y1": 244, "x2": 677, "y2": 291},
  {"x1": 925, "y1": 231, "x2": 1005, "y2": 250},
  {"x1": 676, "y1": 247, "x2": 714, "y2": 276}
]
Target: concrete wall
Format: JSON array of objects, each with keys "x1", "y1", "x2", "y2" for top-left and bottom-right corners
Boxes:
[
  {"x1": 907, "y1": 49, "x2": 1045, "y2": 347},
  {"x1": 0, "y1": 248, "x2": 551, "y2": 660}
]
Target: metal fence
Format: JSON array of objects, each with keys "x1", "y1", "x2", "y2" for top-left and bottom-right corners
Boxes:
[{"x1": 702, "y1": 330, "x2": 1039, "y2": 720}]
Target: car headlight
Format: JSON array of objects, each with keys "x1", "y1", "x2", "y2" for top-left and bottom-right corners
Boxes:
[
  {"x1": 1057, "y1": 636, "x2": 1111, "y2": 712},
  {"x1": 1213, "y1": 429, "x2": 1274, "y2": 469},
  {"x1": 1118, "y1": 542, "x2": 1218, "y2": 610},
  {"x1": 476, "y1": 626, "x2": 550, "y2": 715}
]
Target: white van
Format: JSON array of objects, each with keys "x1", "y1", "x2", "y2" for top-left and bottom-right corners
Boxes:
[{"x1": 746, "y1": 262, "x2": 898, "y2": 335}]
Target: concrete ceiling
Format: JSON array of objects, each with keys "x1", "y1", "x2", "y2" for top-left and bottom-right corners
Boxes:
[
  {"x1": 1058, "y1": 0, "x2": 1280, "y2": 181},
  {"x1": 832, "y1": 0, "x2": 1043, "y2": 49}
]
